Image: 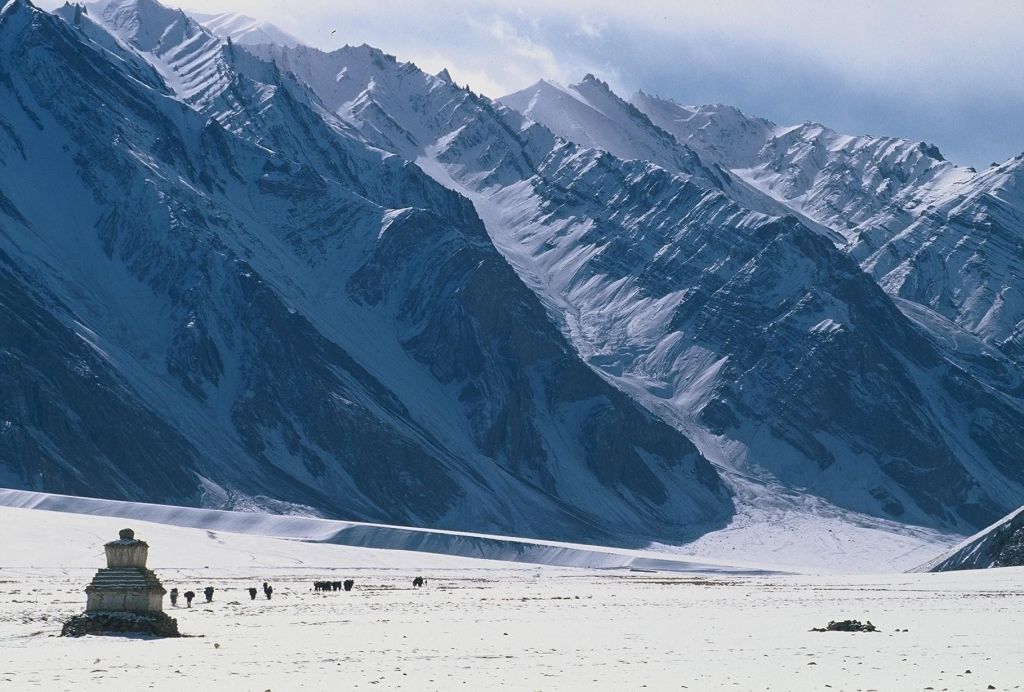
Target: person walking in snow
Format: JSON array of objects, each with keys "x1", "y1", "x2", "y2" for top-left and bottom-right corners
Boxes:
[
  {"x1": 248, "y1": 587, "x2": 258, "y2": 600},
  {"x1": 169, "y1": 588, "x2": 179, "y2": 607},
  {"x1": 184, "y1": 590, "x2": 195, "y2": 607},
  {"x1": 263, "y1": 582, "x2": 273, "y2": 600},
  {"x1": 204, "y1": 586, "x2": 214, "y2": 603}
]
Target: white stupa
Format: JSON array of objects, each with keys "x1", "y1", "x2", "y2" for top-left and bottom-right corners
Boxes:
[{"x1": 85, "y1": 528, "x2": 167, "y2": 613}]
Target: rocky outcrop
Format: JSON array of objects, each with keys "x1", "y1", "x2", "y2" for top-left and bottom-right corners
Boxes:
[
  {"x1": 921, "y1": 505, "x2": 1024, "y2": 571},
  {"x1": 61, "y1": 611, "x2": 181, "y2": 638}
]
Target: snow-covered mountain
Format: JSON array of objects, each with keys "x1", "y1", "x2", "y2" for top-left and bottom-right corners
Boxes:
[
  {"x1": 921, "y1": 504, "x2": 1024, "y2": 571},
  {"x1": 500, "y1": 76, "x2": 711, "y2": 180},
  {"x1": 500, "y1": 76, "x2": 841, "y2": 239},
  {"x1": 629, "y1": 91, "x2": 1024, "y2": 374},
  {"x1": 243, "y1": 41, "x2": 1024, "y2": 532},
  {"x1": 631, "y1": 91, "x2": 959, "y2": 240},
  {"x1": 4, "y1": 0, "x2": 1023, "y2": 546},
  {"x1": 0, "y1": 0, "x2": 734, "y2": 544},
  {"x1": 855, "y1": 155, "x2": 1024, "y2": 366}
]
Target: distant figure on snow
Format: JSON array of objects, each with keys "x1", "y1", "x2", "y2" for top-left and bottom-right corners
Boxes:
[
  {"x1": 184, "y1": 590, "x2": 195, "y2": 607},
  {"x1": 169, "y1": 588, "x2": 179, "y2": 606},
  {"x1": 263, "y1": 582, "x2": 273, "y2": 600},
  {"x1": 412, "y1": 577, "x2": 425, "y2": 588},
  {"x1": 204, "y1": 586, "x2": 214, "y2": 603},
  {"x1": 248, "y1": 587, "x2": 258, "y2": 600},
  {"x1": 343, "y1": 579, "x2": 354, "y2": 592}
]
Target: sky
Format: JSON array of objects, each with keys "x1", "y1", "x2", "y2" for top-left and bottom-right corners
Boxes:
[{"x1": 60, "y1": 0, "x2": 1024, "y2": 167}]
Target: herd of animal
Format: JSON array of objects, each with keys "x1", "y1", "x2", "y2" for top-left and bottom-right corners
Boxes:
[
  {"x1": 312, "y1": 577, "x2": 427, "y2": 592},
  {"x1": 313, "y1": 580, "x2": 354, "y2": 592},
  {"x1": 169, "y1": 582, "x2": 274, "y2": 607},
  {"x1": 165, "y1": 577, "x2": 429, "y2": 608}
]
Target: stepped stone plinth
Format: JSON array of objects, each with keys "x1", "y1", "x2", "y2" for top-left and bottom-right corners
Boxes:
[{"x1": 61, "y1": 528, "x2": 180, "y2": 638}]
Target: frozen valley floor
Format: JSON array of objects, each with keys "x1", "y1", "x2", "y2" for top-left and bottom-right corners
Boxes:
[{"x1": 1, "y1": 506, "x2": 1023, "y2": 691}]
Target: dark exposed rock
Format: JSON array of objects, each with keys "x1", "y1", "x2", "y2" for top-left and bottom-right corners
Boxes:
[
  {"x1": 811, "y1": 620, "x2": 877, "y2": 633},
  {"x1": 923, "y1": 504, "x2": 1024, "y2": 571},
  {"x1": 0, "y1": 252, "x2": 202, "y2": 505},
  {"x1": 60, "y1": 611, "x2": 180, "y2": 638}
]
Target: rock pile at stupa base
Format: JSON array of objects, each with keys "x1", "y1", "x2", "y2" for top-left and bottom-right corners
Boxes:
[{"x1": 61, "y1": 528, "x2": 180, "y2": 638}]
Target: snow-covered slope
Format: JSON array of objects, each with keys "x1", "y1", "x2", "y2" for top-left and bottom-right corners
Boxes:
[
  {"x1": 920, "y1": 503, "x2": 1024, "y2": 572},
  {"x1": 0, "y1": 0, "x2": 733, "y2": 545},
  {"x1": 248, "y1": 41, "x2": 1024, "y2": 532},
  {"x1": 0, "y1": 487, "x2": 959, "y2": 573},
  {"x1": 500, "y1": 76, "x2": 711, "y2": 179},
  {"x1": 855, "y1": 155, "x2": 1024, "y2": 363},
  {"x1": 499, "y1": 76, "x2": 840, "y2": 239},
  {"x1": 630, "y1": 91, "x2": 1024, "y2": 373},
  {"x1": 631, "y1": 91, "x2": 960, "y2": 242},
  {"x1": 629, "y1": 94, "x2": 776, "y2": 168},
  {"x1": 189, "y1": 10, "x2": 300, "y2": 47},
  {"x1": 0, "y1": 488, "x2": 778, "y2": 573}
]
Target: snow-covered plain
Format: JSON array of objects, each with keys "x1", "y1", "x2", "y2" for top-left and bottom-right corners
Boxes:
[
  {"x1": 0, "y1": 489, "x2": 782, "y2": 575},
  {"x1": 3, "y1": 501, "x2": 1023, "y2": 691},
  {"x1": 0, "y1": 487, "x2": 956, "y2": 575}
]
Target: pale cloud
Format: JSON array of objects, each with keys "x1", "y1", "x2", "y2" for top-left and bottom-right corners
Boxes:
[
  {"x1": 412, "y1": 50, "x2": 510, "y2": 97},
  {"x1": 468, "y1": 15, "x2": 574, "y2": 88},
  {"x1": 485, "y1": 17, "x2": 562, "y2": 74},
  {"x1": 575, "y1": 17, "x2": 603, "y2": 40}
]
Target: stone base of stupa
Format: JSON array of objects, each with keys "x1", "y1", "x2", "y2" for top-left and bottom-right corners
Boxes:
[{"x1": 60, "y1": 610, "x2": 180, "y2": 638}]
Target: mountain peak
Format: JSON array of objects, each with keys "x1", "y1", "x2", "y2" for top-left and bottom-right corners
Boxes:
[
  {"x1": 577, "y1": 73, "x2": 612, "y2": 92},
  {"x1": 1, "y1": 0, "x2": 32, "y2": 20},
  {"x1": 917, "y1": 142, "x2": 945, "y2": 162},
  {"x1": 499, "y1": 78, "x2": 565, "y2": 103},
  {"x1": 90, "y1": 0, "x2": 202, "y2": 52},
  {"x1": 435, "y1": 67, "x2": 452, "y2": 84}
]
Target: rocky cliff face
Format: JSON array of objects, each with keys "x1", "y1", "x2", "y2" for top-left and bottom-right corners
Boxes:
[
  {"x1": 0, "y1": 250, "x2": 201, "y2": 503},
  {"x1": 922, "y1": 504, "x2": 1024, "y2": 571},
  {"x1": 0, "y1": 0, "x2": 731, "y2": 543}
]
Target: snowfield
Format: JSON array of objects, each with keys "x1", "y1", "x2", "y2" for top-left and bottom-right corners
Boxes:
[
  {"x1": 0, "y1": 487, "x2": 956, "y2": 574},
  {"x1": 2, "y1": 501, "x2": 1023, "y2": 691}
]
